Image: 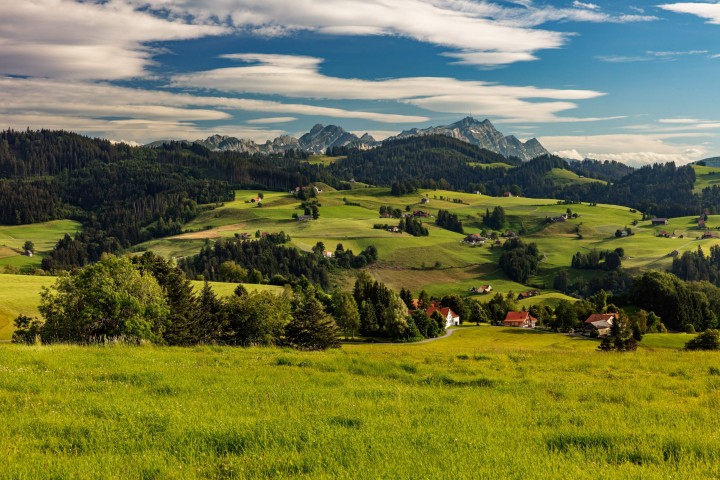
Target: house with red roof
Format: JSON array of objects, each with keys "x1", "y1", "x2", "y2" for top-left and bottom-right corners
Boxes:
[
  {"x1": 503, "y1": 311, "x2": 537, "y2": 328},
  {"x1": 426, "y1": 306, "x2": 460, "y2": 328}
]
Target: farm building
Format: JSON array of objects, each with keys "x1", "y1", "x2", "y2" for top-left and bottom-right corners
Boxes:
[
  {"x1": 584, "y1": 313, "x2": 616, "y2": 326},
  {"x1": 426, "y1": 306, "x2": 460, "y2": 328},
  {"x1": 584, "y1": 320, "x2": 612, "y2": 337},
  {"x1": 470, "y1": 285, "x2": 492, "y2": 294},
  {"x1": 503, "y1": 311, "x2": 537, "y2": 328},
  {"x1": 651, "y1": 218, "x2": 669, "y2": 226}
]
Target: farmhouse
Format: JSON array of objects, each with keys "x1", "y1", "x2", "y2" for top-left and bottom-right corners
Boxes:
[
  {"x1": 421, "y1": 197, "x2": 430, "y2": 204},
  {"x1": 426, "y1": 306, "x2": 460, "y2": 328},
  {"x1": 470, "y1": 285, "x2": 492, "y2": 294},
  {"x1": 584, "y1": 313, "x2": 616, "y2": 326},
  {"x1": 463, "y1": 233, "x2": 486, "y2": 245},
  {"x1": 517, "y1": 290, "x2": 541, "y2": 300},
  {"x1": 322, "y1": 250, "x2": 333, "y2": 258},
  {"x1": 413, "y1": 210, "x2": 431, "y2": 218},
  {"x1": 702, "y1": 232, "x2": 718, "y2": 239},
  {"x1": 651, "y1": 218, "x2": 669, "y2": 226},
  {"x1": 584, "y1": 320, "x2": 612, "y2": 337},
  {"x1": 503, "y1": 191, "x2": 514, "y2": 197},
  {"x1": 503, "y1": 311, "x2": 537, "y2": 328}
]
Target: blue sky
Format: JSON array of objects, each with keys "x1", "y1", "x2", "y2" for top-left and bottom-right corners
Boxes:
[{"x1": 2, "y1": 0, "x2": 720, "y2": 165}]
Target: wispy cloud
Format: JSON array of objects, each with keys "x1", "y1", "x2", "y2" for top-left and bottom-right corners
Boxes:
[
  {"x1": 597, "y1": 49, "x2": 710, "y2": 63},
  {"x1": 0, "y1": 0, "x2": 228, "y2": 80},
  {"x1": 659, "y1": 2, "x2": 720, "y2": 24},
  {"x1": 173, "y1": 53, "x2": 610, "y2": 123},
  {"x1": 246, "y1": 117, "x2": 297, "y2": 124},
  {"x1": 572, "y1": 1, "x2": 600, "y2": 10},
  {"x1": 0, "y1": 77, "x2": 428, "y2": 143}
]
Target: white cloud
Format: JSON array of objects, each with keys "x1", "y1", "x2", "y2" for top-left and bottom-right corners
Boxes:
[
  {"x1": 247, "y1": 117, "x2": 298, "y2": 124},
  {"x1": 0, "y1": 0, "x2": 228, "y2": 80},
  {"x1": 598, "y1": 49, "x2": 710, "y2": 63},
  {"x1": 659, "y1": 3, "x2": 720, "y2": 24},
  {"x1": 572, "y1": 2, "x2": 600, "y2": 10},
  {"x1": 540, "y1": 133, "x2": 709, "y2": 166},
  {"x1": 172, "y1": 53, "x2": 607, "y2": 123},
  {"x1": 0, "y1": 77, "x2": 428, "y2": 143}
]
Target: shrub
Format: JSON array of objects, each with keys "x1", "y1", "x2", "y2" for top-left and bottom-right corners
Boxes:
[{"x1": 685, "y1": 329, "x2": 720, "y2": 351}]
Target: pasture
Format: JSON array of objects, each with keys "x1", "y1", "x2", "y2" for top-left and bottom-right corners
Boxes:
[
  {"x1": 0, "y1": 219, "x2": 81, "y2": 270},
  {"x1": 131, "y1": 187, "x2": 720, "y2": 299},
  {"x1": 0, "y1": 327, "x2": 717, "y2": 478}
]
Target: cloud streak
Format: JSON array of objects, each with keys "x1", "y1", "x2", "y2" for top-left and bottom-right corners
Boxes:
[
  {"x1": 659, "y1": 2, "x2": 720, "y2": 24},
  {"x1": 173, "y1": 53, "x2": 609, "y2": 123}
]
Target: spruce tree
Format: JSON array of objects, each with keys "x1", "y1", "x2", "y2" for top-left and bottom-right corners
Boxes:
[{"x1": 285, "y1": 293, "x2": 340, "y2": 350}]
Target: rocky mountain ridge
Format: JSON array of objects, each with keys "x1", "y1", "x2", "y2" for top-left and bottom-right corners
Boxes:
[{"x1": 149, "y1": 117, "x2": 548, "y2": 160}]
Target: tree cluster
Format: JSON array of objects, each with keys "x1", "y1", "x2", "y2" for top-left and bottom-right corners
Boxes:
[
  {"x1": 571, "y1": 248, "x2": 623, "y2": 271},
  {"x1": 482, "y1": 206, "x2": 506, "y2": 230},
  {"x1": 13, "y1": 253, "x2": 342, "y2": 350},
  {"x1": 435, "y1": 210, "x2": 464, "y2": 234},
  {"x1": 498, "y1": 238, "x2": 541, "y2": 284}
]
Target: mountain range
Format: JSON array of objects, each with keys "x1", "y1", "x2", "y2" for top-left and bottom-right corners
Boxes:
[{"x1": 149, "y1": 117, "x2": 549, "y2": 161}]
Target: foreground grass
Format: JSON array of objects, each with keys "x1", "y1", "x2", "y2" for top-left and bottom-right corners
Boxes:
[{"x1": 1, "y1": 327, "x2": 718, "y2": 478}]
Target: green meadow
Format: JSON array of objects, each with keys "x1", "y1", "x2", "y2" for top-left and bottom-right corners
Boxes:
[
  {"x1": 131, "y1": 186, "x2": 720, "y2": 302},
  {"x1": 0, "y1": 327, "x2": 718, "y2": 479},
  {"x1": 0, "y1": 219, "x2": 81, "y2": 269}
]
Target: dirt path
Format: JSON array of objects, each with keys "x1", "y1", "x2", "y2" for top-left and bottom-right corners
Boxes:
[{"x1": 410, "y1": 327, "x2": 458, "y2": 344}]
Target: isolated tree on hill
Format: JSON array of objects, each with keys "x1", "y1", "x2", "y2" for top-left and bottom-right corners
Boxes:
[{"x1": 285, "y1": 291, "x2": 340, "y2": 350}]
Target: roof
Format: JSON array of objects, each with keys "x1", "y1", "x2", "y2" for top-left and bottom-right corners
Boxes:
[
  {"x1": 584, "y1": 313, "x2": 616, "y2": 324},
  {"x1": 587, "y1": 320, "x2": 612, "y2": 330},
  {"x1": 651, "y1": 218, "x2": 668, "y2": 222},
  {"x1": 505, "y1": 311, "x2": 530, "y2": 322}
]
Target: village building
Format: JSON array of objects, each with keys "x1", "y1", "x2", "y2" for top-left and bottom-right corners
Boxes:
[
  {"x1": 651, "y1": 218, "x2": 669, "y2": 226},
  {"x1": 503, "y1": 192, "x2": 513, "y2": 197},
  {"x1": 470, "y1": 285, "x2": 492, "y2": 294},
  {"x1": 584, "y1": 320, "x2": 612, "y2": 337},
  {"x1": 420, "y1": 197, "x2": 430, "y2": 204},
  {"x1": 322, "y1": 250, "x2": 333, "y2": 258},
  {"x1": 426, "y1": 306, "x2": 460, "y2": 328},
  {"x1": 517, "y1": 290, "x2": 541, "y2": 300},
  {"x1": 503, "y1": 311, "x2": 537, "y2": 328},
  {"x1": 463, "y1": 233, "x2": 486, "y2": 245}
]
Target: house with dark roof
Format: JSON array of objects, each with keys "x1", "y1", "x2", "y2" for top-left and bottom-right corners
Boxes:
[
  {"x1": 503, "y1": 311, "x2": 537, "y2": 328},
  {"x1": 584, "y1": 320, "x2": 612, "y2": 337},
  {"x1": 651, "y1": 218, "x2": 669, "y2": 226},
  {"x1": 584, "y1": 313, "x2": 617, "y2": 325}
]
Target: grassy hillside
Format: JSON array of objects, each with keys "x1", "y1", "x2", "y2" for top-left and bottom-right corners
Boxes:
[
  {"x1": 0, "y1": 328, "x2": 716, "y2": 478},
  {"x1": 131, "y1": 187, "x2": 720, "y2": 298},
  {"x1": 545, "y1": 168, "x2": 606, "y2": 186},
  {"x1": 0, "y1": 219, "x2": 81, "y2": 269},
  {"x1": 692, "y1": 164, "x2": 720, "y2": 193}
]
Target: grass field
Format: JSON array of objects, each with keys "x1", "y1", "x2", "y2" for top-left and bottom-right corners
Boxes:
[
  {"x1": 692, "y1": 164, "x2": 720, "y2": 193},
  {"x1": 0, "y1": 219, "x2": 81, "y2": 269},
  {"x1": 0, "y1": 327, "x2": 717, "y2": 478},
  {"x1": 130, "y1": 186, "x2": 720, "y2": 299}
]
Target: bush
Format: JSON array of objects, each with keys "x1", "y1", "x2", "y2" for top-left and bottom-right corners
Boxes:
[
  {"x1": 685, "y1": 329, "x2": 720, "y2": 351},
  {"x1": 685, "y1": 324, "x2": 696, "y2": 334}
]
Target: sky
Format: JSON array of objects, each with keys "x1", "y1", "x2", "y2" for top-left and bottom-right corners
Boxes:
[{"x1": 2, "y1": 1, "x2": 720, "y2": 165}]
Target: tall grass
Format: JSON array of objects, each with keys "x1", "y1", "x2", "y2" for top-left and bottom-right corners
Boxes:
[{"x1": 0, "y1": 327, "x2": 718, "y2": 478}]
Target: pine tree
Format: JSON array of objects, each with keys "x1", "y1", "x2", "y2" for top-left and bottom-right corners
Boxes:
[{"x1": 285, "y1": 293, "x2": 340, "y2": 350}]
